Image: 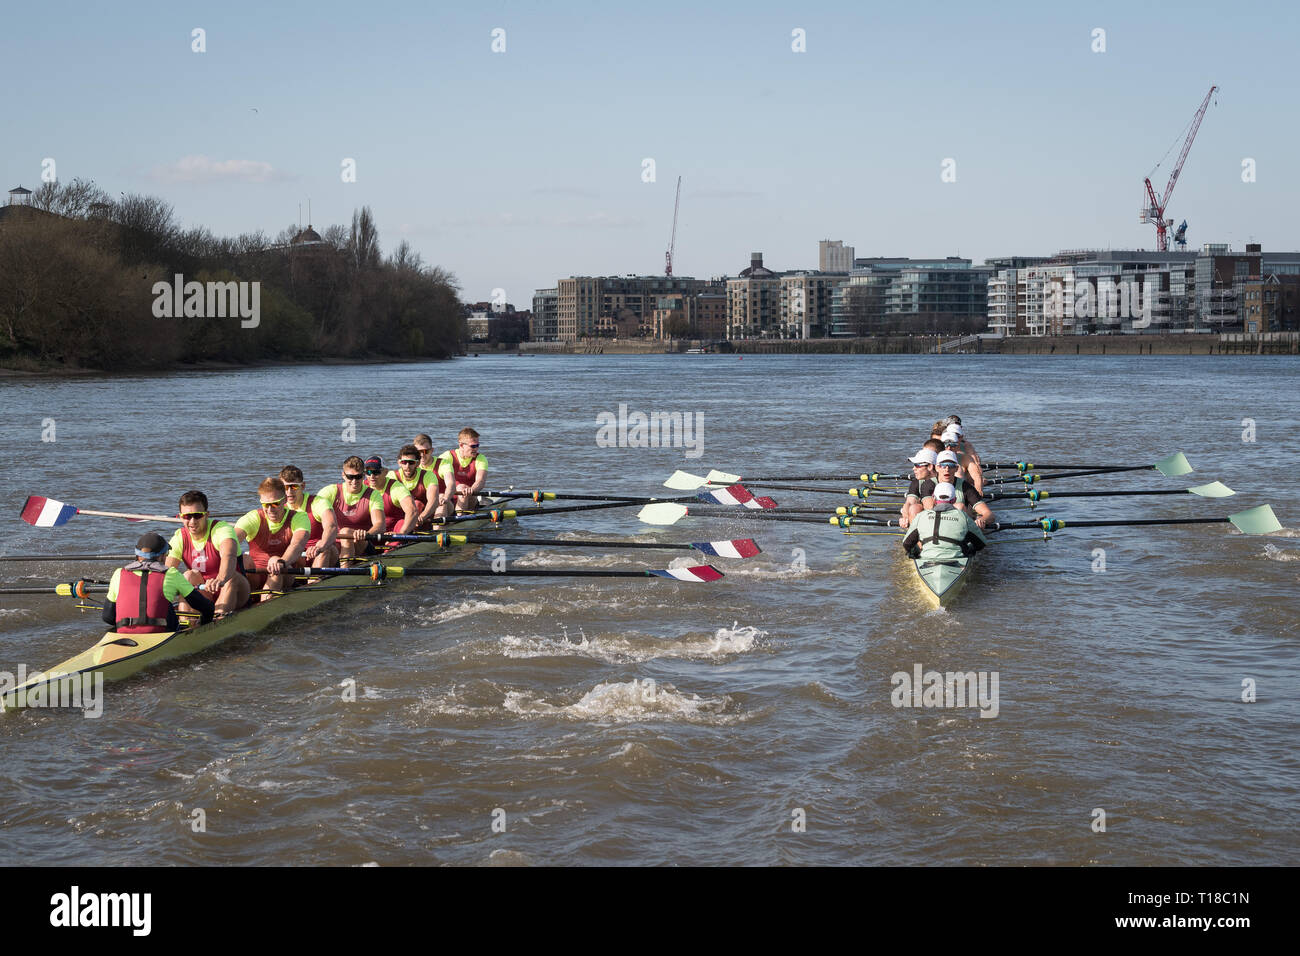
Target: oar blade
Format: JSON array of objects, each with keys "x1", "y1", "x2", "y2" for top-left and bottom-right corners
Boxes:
[
  {"x1": 20, "y1": 496, "x2": 78, "y2": 528},
  {"x1": 696, "y1": 483, "x2": 777, "y2": 509},
  {"x1": 638, "y1": 503, "x2": 689, "y2": 526},
  {"x1": 705, "y1": 469, "x2": 743, "y2": 484},
  {"x1": 1154, "y1": 453, "x2": 1193, "y2": 477},
  {"x1": 1228, "y1": 505, "x2": 1281, "y2": 535},
  {"x1": 664, "y1": 471, "x2": 709, "y2": 490},
  {"x1": 649, "y1": 565, "x2": 724, "y2": 582},
  {"x1": 1188, "y1": 481, "x2": 1234, "y2": 498},
  {"x1": 690, "y1": 538, "x2": 761, "y2": 558}
]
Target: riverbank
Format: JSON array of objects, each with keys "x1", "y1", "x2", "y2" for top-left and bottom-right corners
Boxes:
[
  {"x1": 511, "y1": 332, "x2": 1300, "y2": 356},
  {"x1": 0, "y1": 352, "x2": 456, "y2": 378}
]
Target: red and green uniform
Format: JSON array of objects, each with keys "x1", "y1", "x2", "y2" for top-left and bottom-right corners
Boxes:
[
  {"x1": 168, "y1": 520, "x2": 238, "y2": 583},
  {"x1": 371, "y1": 476, "x2": 416, "y2": 532},
  {"x1": 235, "y1": 509, "x2": 311, "y2": 571},
  {"x1": 387, "y1": 467, "x2": 440, "y2": 516},
  {"x1": 290, "y1": 493, "x2": 328, "y2": 547},
  {"x1": 314, "y1": 483, "x2": 382, "y2": 534},
  {"x1": 444, "y1": 449, "x2": 488, "y2": 490},
  {"x1": 107, "y1": 562, "x2": 196, "y2": 633}
]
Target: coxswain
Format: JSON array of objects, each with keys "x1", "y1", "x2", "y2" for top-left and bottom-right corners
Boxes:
[
  {"x1": 166, "y1": 490, "x2": 250, "y2": 617},
  {"x1": 441, "y1": 427, "x2": 488, "y2": 514},
  {"x1": 279, "y1": 465, "x2": 339, "y2": 568},
  {"x1": 923, "y1": 451, "x2": 995, "y2": 528},
  {"x1": 312, "y1": 456, "x2": 385, "y2": 562},
  {"x1": 234, "y1": 477, "x2": 311, "y2": 602},
  {"x1": 103, "y1": 532, "x2": 215, "y2": 633},
  {"x1": 363, "y1": 454, "x2": 418, "y2": 534},
  {"x1": 899, "y1": 443, "x2": 940, "y2": 529},
  {"x1": 901, "y1": 482, "x2": 989, "y2": 562}
]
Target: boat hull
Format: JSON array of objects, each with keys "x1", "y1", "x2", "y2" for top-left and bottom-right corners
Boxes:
[
  {"x1": 2, "y1": 514, "x2": 497, "y2": 711},
  {"x1": 913, "y1": 554, "x2": 972, "y2": 608}
]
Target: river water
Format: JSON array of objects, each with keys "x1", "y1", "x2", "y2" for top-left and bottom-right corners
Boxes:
[{"x1": 0, "y1": 354, "x2": 1296, "y2": 866}]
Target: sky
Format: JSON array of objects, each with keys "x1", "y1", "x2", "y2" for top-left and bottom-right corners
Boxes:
[{"x1": 2, "y1": 0, "x2": 1294, "y2": 308}]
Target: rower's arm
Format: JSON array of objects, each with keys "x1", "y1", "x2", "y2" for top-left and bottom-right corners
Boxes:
[
  {"x1": 317, "y1": 508, "x2": 338, "y2": 547},
  {"x1": 397, "y1": 494, "x2": 417, "y2": 535},
  {"x1": 367, "y1": 504, "x2": 385, "y2": 536},
  {"x1": 215, "y1": 537, "x2": 239, "y2": 586}
]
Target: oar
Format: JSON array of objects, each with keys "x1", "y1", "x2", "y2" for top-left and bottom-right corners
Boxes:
[
  {"x1": 20, "y1": 495, "x2": 183, "y2": 527},
  {"x1": 829, "y1": 505, "x2": 1281, "y2": 536},
  {"x1": 986, "y1": 482, "x2": 1235, "y2": 503},
  {"x1": 982, "y1": 453, "x2": 1191, "y2": 474},
  {"x1": 983, "y1": 453, "x2": 1194, "y2": 487},
  {"x1": 665, "y1": 470, "x2": 909, "y2": 491},
  {"x1": 638, "y1": 503, "x2": 833, "y2": 527},
  {"x1": 0, "y1": 554, "x2": 132, "y2": 562},
  {"x1": 485, "y1": 488, "x2": 707, "y2": 504},
  {"x1": 991, "y1": 505, "x2": 1280, "y2": 535},
  {"x1": 374, "y1": 531, "x2": 762, "y2": 558},
  {"x1": 0, "y1": 580, "x2": 111, "y2": 596},
  {"x1": 461, "y1": 487, "x2": 777, "y2": 525},
  {"x1": 287, "y1": 564, "x2": 725, "y2": 582}
]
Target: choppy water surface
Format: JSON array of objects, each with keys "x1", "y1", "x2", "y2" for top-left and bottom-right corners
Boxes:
[{"x1": 1, "y1": 354, "x2": 1296, "y2": 865}]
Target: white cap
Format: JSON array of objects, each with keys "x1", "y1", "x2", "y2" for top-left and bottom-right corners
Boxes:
[
  {"x1": 936, "y1": 450, "x2": 960, "y2": 467},
  {"x1": 908, "y1": 448, "x2": 938, "y2": 466},
  {"x1": 933, "y1": 482, "x2": 956, "y2": 502},
  {"x1": 941, "y1": 425, "x2": 963, "y2": 443}
]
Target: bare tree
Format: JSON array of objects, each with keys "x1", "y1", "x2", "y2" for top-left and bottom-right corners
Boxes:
[{"x1": 348, "y1": 206, "x2": 381, "y2": 271}]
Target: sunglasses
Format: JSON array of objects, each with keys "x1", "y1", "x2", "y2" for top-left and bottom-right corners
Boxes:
[
  {"x1": 260, "y1": 498, "x2": 285, "y2": 509},
  {"x1": 343, "y1": 473, "x2": 364, "y2": 481},
  {"x1": 461, "y1": 442, "x2": 479, "y2": 449},
  {"x1": 365, "y1": 469, "x2": 383, "y2": 476},
  {"x1": 180, "y1": 512, "x2": 208, "y2": 520},
  {"x1": 399, "y1": 459, "x2": 419, "y2": 466},
  {"x1": 283, "y1": 482, "x2": 304, "y2": 489}
]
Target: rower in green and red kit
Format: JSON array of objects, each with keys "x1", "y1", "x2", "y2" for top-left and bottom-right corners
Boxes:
[
  {"x1": 234, "y1": 477, "x2": 311, "y2": 602},
  {"x1": 280, "y1": 465, "x2": 340, "y2": 568},
  {"x1": 166, "y1": 490, "x2": 250, "y2": 617},
  {"x1": 312, "y1": 456, "x2": 385, "y2": 562},
  {"x1": 387, "y1": 444, "x2": 449, "y2": 529},
  {"x1": 363, "y1": 454, "x2": 418, "y2": 534},
  {"x1": 103, "y1": 532, "x2": 215, "y2": 633},
  {"x1": 441, "y1": 427, "x2": 488, "y2": 514}
]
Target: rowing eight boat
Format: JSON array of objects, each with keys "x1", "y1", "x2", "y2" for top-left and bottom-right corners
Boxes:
[{"x1": 1, "y1": 505, "x2": 503, "y2": 712}]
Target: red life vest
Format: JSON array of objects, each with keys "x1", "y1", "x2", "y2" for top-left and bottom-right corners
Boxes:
[
  {"x1": 332, "y1": 483, "x2": 374, "y2": 532},
  {"x1": 115, "y1": 561, "x2": 173, "y2": 634},
  {"x1": 181, "y1": 521, "x2": 225, "y2": 582},
  {"x1": 247, "y1": 510, "x2": 301, "y2": 570}
]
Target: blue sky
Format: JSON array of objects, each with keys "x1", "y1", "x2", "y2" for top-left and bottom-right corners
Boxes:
[{"x1": 2, "y1": 0, "x2": 1293, "y2": 308}]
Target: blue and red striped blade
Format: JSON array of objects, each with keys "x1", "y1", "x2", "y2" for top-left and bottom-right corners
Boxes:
[
  {"x1": 695, "y1": 483, "x2": 777, "y2": 510},
  {"x1": 691, "y1": 538, "x2": 761, "y2": 558},
  {"x1": 649, "y1": 565, "x2": 724, "y2": 582}
]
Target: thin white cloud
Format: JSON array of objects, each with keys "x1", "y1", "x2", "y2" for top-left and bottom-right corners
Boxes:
[{"x1": 147, "y1": 155, "x2": 292, "y2": 184}]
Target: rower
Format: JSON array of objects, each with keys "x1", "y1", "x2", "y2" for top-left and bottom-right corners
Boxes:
[
  {"x1": 235, "y1": 477, "x2": 311, "y2": 602},
  {"x1": 441, "y1": 428, "x2": 488, "y2": 514},
  {"x1": 280, "y1": 465, "x2": 339, "y2": 568},
  {"x1": 899, "y1": 444, "x2": 939, "y2": 529},
  {"x1": 103, "y1": 532, "x2": 215, "y2": 633},
  {"x1": 901, "y1": 482, "x2": 988, "y2": 562},
  {"x1": 166, "y1": 490, "x2": 250, "y2": 617},
  {"x1": 931, "y1": 415, "x2": 984, "y2": 495},
  {"x1": 364, "y1": 454, "x2": 418, "y2": 534},
  {"x1": 387, "y1": 444, "x2": 446, "y2": 529},
  {"x1": 413, "y1": 433, "x2": 438, "y2": 471},
  {"x1": 924, "y1": 451, "x2": 995, "y2": 528},
  {"x1": 312, "y1": 456, "x2": 385, "y2": 562}
]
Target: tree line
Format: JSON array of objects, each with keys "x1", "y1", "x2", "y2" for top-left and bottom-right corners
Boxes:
[{"x1": 0, "y1": 178, "x2": 465, "y2": 370}]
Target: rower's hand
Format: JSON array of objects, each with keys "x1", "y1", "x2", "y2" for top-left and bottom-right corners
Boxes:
[
  {"x1": 303, "y1": 544, "x2": 318, "y2": 560},
  {"x1": 975, "y1": 513, "x2": 991, "y2": 528},
  {"x1": 268, "y1": 556, "x2": 284, "y2": 573},
  {"x1": 898, "y1": 516, "x2": 910, "y2": 529}
]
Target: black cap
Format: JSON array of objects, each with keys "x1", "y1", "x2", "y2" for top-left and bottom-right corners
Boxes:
[
  {"x1": 135, "y1": 532, "x2": 168, "y2": 555},
  {"x1": 364, "y1": 455, "x2": 383, "y2": 471}
]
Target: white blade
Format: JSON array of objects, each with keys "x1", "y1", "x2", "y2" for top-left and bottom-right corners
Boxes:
[
  {"x1": 705, "y1": 469, "x2": 743, "y2": 484},
  {"x1": 664, "y1": 470, "x2": 709, "y2": 490},
  {"x1": 1154, "y1": 452, "x2": 1193, "y2": 477},
  {"x1": 1188, "y1": 481, "x2": 1233, "y2": 498},
  {"x1": 638, "y1": 503, "x2": 690, "y2": 526}
]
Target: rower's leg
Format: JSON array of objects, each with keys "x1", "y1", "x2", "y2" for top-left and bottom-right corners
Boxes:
[
  {"x1": 312, "y1": 544, "x2": 339, "y2": 569},
  {"x1": 217, "y1": 575, "x2": 251, "y2": 615}
]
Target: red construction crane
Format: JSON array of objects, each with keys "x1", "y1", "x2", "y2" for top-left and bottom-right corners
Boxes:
[
  {"x1": 1141, "y1": 85, "x2": 1217, "y2": 251},
  {"x1": 665, "y1": 176, "x2": 681, "y2": 276}
]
